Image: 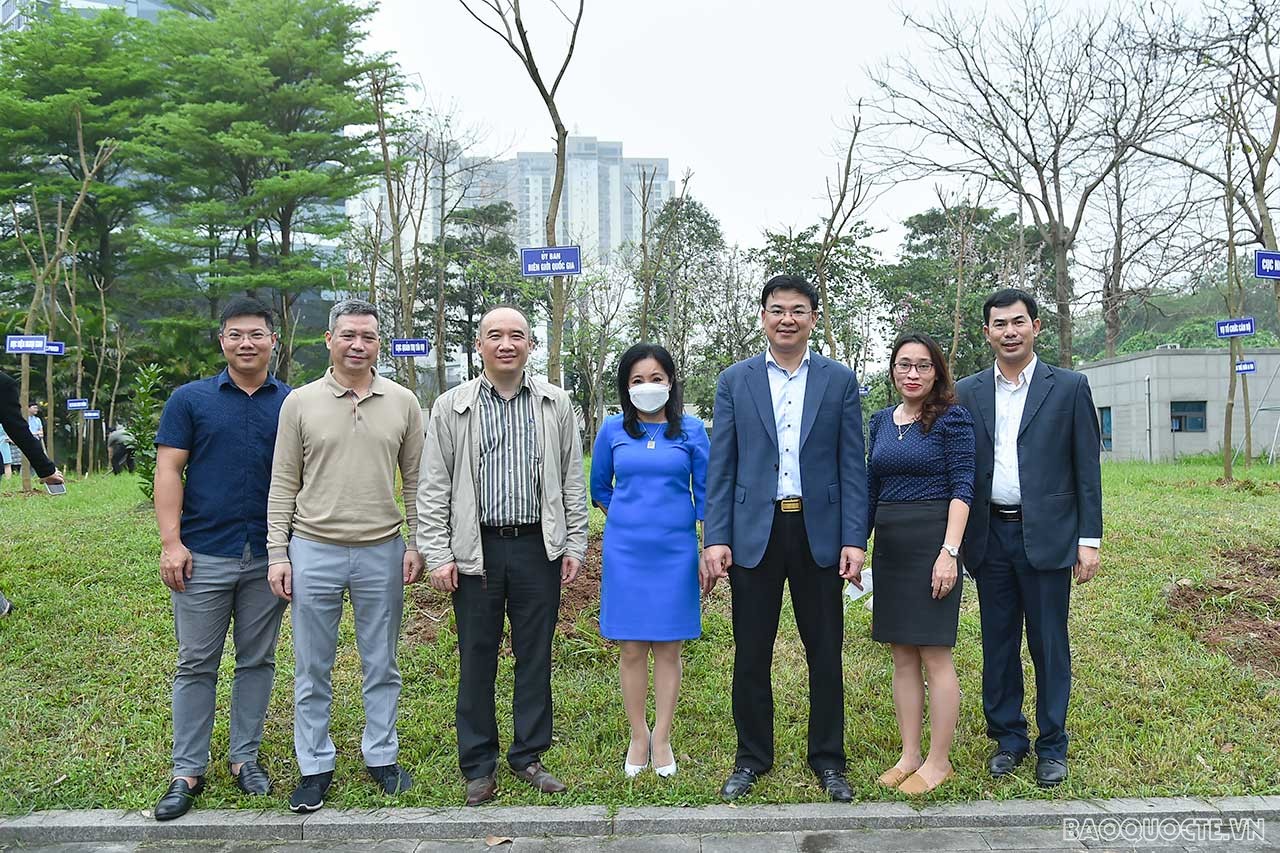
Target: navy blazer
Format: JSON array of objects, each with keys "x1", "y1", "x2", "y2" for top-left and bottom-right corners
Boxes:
[
  {"x1": 955, "y1": 359, "x2": 1103, "y2": 572},
  {"x1": 703, "y1": 351, "x2": 868, "y2": 569}
]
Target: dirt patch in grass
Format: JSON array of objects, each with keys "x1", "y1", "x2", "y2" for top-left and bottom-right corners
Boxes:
[
  {"x1": 1211, "y1": 478, "x2": 1280, "y2": 493},
  {"x1": 404, "y1": 538, "x2": 603, "y2": 645},
  {"x1": 1168, "y1": 546, "x2": 1280, "y2": 679}
]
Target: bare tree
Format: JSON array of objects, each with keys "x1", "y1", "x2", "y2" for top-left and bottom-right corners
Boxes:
[
  {"x1": 458, "y1": 0, "x2": 584, "y2": 385},
  {"x1": 937, "y1": 182, "x2": 986, "y2": 372},
  {"x1": 814, "y1": 112, "x2": 871, "y2": 357},
  {"x1": 9, "y1": 109, "x2": 115, "y2": 490},
  {"x1": 631, "y1": 167, "x2": 690, "y2": 341},
  {"x1": 867, "y1": 2, "x2": 1187, "y2": 364}
]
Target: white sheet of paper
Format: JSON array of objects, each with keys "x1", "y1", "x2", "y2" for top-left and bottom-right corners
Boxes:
[{"x1": 844, "y1": 567, "x2": 873, "y2": 602}]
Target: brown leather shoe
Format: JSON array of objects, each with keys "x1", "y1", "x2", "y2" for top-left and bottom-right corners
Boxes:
[
  {"x1": 464, "y1": 773, "x2": 497, "y2": 806},
  {"x1": 512, "y1": 761, "x2": 567, "y2": 793}
]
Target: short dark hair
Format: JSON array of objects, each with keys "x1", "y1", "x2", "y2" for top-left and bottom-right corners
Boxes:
[
  {"x1": 615, "y1": 342, "x2": 685, "y2": 440},
  {"x1": 220, "y1": 296, "x2": 274, "y2": 331},
  {"x1": 889, "y1": 330, "x2": 956, "y2": 434},
  {"x1": 760, "y1": 274, "x2": 819, "y2": 311},
  {"x1": 983, "y1": 288, "x2": 1038, "y2": 324}
]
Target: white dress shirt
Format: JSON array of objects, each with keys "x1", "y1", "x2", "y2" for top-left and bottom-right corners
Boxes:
[
  {"x1": 991, "y1": 355, "x2": 1100, "y2": 549},
  {"x1": 765, "y1": 346, "x2": 810, "y2": 500}
]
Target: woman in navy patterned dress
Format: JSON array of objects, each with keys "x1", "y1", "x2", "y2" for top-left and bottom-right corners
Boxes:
[
  {"x1": 866, "y1": 331, "x2": 975, "y2": 795},
  {"x1": 590, "y1": 343, "x2": 709, "y2": 779}
]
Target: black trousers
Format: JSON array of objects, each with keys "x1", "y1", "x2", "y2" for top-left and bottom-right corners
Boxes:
[
  {"x1": 452, "y1": 529, "x2": 561, "y2": 779},
  {"x1": 972, "y1": 515, "x2": 1072, "y2": 760},
  {"x1": 729, "y1": 506, "x2": 846, "y2": 774}
]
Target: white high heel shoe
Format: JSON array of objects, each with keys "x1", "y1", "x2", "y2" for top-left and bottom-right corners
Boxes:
[
  {"x1": 623, "y1": 737, "x2": 650, "y2": 778},
  {"x1": 653, "y1": 742, "x2": 677, "y2": 778}
]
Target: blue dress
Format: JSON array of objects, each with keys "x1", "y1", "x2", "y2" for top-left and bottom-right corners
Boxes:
[{"x1": 590, "y1": 413, "x2": 710, "y2": 641}]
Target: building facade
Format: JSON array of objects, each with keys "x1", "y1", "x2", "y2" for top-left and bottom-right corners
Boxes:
[
  {"x1": 2, "y1": 0, "x2": 167, "y2": 30},
  {"x1": 1078, "y1": 348, "x2": 1280, "y2": 462}
]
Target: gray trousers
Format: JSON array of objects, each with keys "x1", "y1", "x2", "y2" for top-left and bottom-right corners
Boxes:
[
  {"x1": 289, "y1": 535, "x2": 406, "y2": 775},
  {"x1": 171, "y1": 543, "x2": 286, "y2": 777}
]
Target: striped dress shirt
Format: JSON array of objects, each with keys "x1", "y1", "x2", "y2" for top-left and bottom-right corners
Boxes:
[{"x1": 477, "y1": 372, "x2": 541, "y2": 526}]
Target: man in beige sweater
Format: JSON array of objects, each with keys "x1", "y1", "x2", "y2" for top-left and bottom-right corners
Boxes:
[{"x1": 266, "y1": 298, "x2": 424, "y2": 813}]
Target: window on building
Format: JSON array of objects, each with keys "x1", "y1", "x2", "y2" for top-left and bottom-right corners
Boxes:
[
  {"x1": 1098, "y1": 407, "x2": 1113, "y2": 451},
  {"x1": 1170, "y1": 401, "x2": 1207, "y2": 433}
]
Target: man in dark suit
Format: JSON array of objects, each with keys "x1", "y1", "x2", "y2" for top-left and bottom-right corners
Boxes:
[
  {"x1": 955, "y1": 288, "x2": 1102, "y2": 788},
  {"x1": 701, "y1": 274, "x2": 867, "y2": 803}
]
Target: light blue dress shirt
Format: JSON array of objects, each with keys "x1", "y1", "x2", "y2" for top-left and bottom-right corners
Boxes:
[{"x1": 765, "y1": 346, "x2": 810, "y2": 500}]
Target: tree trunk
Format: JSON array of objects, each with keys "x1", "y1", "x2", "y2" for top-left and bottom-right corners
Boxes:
[
  {"x1": 435, "y1": 158, "x2": 449, "y2": 395},
  {"x1": 545, "y1": 125, "x2": 569, "y2": 386},
  {"x1": 1053, "y1": 236, "x2": 1072, "y2": 366}
]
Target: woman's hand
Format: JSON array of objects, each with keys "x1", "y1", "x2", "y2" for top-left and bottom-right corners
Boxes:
[{"x1": 931, "y1": 550, "x2": 958, "y2": 599}]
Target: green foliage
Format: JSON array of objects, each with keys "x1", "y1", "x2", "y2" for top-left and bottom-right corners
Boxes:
[{"x1": 127, "y1": 363, "x2": 164, "y2": 502}]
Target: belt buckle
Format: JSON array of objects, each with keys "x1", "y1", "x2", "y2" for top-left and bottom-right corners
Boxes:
[
  {"x1": 499, "y1": 525, "x2": 519, "y2": 538},
  {"x1": 780, "y1": 498, "x2": 802, "y2": 513}
]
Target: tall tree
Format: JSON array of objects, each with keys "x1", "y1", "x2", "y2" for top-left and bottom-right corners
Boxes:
[
  {"x1": 458, "y1": 0, "x2": 584, "y2": 386},
  {"x1": 142, "y1": 0, "x2": 384, "y2": 382},
  {"x1": 868, "y1": 1, "x2": 1188, "y2": 365}
]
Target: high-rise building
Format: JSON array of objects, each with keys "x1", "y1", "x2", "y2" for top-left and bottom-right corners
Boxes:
[
  {"x1": 351, "y1": 135, "x2": 674, "y2": 265},
  {"x1": 2, "y1": 0, "x2": 168, "y2": 30}
]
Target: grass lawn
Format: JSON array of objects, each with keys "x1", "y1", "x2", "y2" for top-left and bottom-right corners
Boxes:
[{"x1": 0, "y1": 456, "x2": 1278, "y2": 813}]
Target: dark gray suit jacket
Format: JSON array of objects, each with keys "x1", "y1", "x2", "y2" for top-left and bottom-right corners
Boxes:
[{"x1": 955, "y1": 359, "x2": 1102, "y2": 572}]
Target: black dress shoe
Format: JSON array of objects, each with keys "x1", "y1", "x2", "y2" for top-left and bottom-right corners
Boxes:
[
  {"x1": 818, "y1": 769, "x2": 853, "y2": 803},
  {"x1": 232, "y1": 760, "x2": 271, "y2": 796},
  {"x1": 154, "y1": 776, "x2": 205, "y2": 821},
  {"x1": 465, "y1": 773, "x2": 497, "y2": 806},
  {"x1": 719, "y1": 767, "x2": 758, "y2": 800},
  {"x1": 1036, "y1": 757, "x2": 1068, "y2": 787},
  {"x1": 987, "y1": 749, "x2": 1028, "y2": 778}
]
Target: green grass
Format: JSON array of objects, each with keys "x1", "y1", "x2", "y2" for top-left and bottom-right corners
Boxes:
[{"x1": 1, "y1": 458, "x2": 1278, "y2": 813}]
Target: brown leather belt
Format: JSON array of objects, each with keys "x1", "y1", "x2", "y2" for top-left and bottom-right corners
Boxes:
[{"x1": 777, "y1": 497, "x2": 803, "y2": 513}]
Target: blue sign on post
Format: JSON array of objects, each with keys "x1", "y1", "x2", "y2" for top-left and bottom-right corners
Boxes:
[
  {"x1": 520, "y1": 246, "x2": 581, "y2": 278},
  {"x1": 858, "y1": 385, "x2": 871, "y2": 397},
  {"x1": 1216, "y1": 317, "x2": 1255, "y2": 338},
  {"x1": 1236, "y1": 360, "x2": 1257, "y2": 375},
  {"x1": 44, "y1": 341, "x2": 65, "y2": 356},
  {"x1": 390, "y1": 338, "x2": 431, "y2": 358},
  {"x1": 67, "y1": 398, "x2": 89, "y2": 411},
  {"x1": 82, "y1": 409, "x2": 101, "y2": 420},
  {"x1": 5, "y1": 335, "x2": 46, "y2": 354},
  {"x1": 1255, "y1": 249, "x2": 1280, "y2": 279}
]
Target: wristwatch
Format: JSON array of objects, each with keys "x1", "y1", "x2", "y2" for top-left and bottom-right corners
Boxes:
[{"x1": 940, "y1": 543, "x2": 960, "y2": 558}]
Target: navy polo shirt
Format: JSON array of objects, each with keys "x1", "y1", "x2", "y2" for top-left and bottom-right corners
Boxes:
[{"x1": 155, "y1": 368, "x2": 291, "y2": 559}]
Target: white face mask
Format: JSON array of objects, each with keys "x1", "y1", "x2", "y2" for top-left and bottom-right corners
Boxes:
[{"x1": 629, "y1": 382, "x2": 670, "y2": 414}]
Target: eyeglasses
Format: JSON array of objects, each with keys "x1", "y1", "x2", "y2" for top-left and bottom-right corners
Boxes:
[
  {"x1": 764, "y1": 307, "x2": 813, "y2": 319},
  {"x1": 221, "y1": 331, "x2": 272, "y2": 343},
  {"x1": 893, "y1": 360, "x2": 935, "y2": 375}
]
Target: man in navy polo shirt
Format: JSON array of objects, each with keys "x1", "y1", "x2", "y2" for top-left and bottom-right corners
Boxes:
[{"x1": 151, "y1": 297, "x2": 291, "y2": 821}]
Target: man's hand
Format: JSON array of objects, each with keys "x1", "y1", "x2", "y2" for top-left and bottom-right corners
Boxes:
[
  {"x1": 700, "y1": 545, "x2": 732, "y2": 594},
  {"x1": 403, "y1": 549, "x2": 424, "y2": 585},
  {"x1": 160, "y1": 540, "x2": 193, "y2": 593},
  {"x1": 839, "y1": 546, "x2": 866, "y2": 587},
  {"x1": 429, "y1": 561, "x2": 459, "y2": 593},
  {"x1": 40, "y1": 470, "x2": 65, "y2": 486},
  {"x1": 1074, "y1": 545, "x2": 1100, "y2": 585},
  {"x1": 268, "y1": 561, "x2": 293, "y2": 601},
  {"x1": 561, "y1": 555, "x2": 581, "y2": 585}
]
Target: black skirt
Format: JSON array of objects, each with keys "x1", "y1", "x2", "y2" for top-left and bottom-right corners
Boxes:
[{"x1": 870, "y1": 500, "x2": 962, "y2": 647}]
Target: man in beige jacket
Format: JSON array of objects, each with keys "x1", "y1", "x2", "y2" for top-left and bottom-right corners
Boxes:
[{"x1": 419, "y1": 305, "x2": 588, "y2": 806}]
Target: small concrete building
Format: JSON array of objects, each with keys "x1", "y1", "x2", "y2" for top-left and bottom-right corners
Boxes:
[{"x1": 1078, "y1": 347, "x2": 1280, "y2": 462}]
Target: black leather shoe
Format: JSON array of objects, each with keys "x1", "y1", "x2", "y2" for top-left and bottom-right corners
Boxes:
[
  {"x1": 719, "y1": 767, "x2": 758, "y2": 800},
  {"x1": 1036, "y1": 757, "x2": 1068, "y2": 787},
  {"x1": 818, "y1": 769, "x2": 853, "y2": 803},
  {"x1": 987, "y1": 749, "x2": 1027, "y2": 778},
  {"x1": 465, "y1": 773, "x2": 497, "y2": 806},
  {"x1": 154, "y1": 776, "x2": 205, "y2": 821},
  {"x1": 367, "y1": 763, "x2": 413, "y2": 795},
  {"x1": 231, "y1": 760, "x2": 271, "y2": 796}
]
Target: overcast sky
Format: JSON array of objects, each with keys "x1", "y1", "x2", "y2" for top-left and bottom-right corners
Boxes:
[{"x1": 365, "y1": 0, "x2": 1010, "y2": 260}]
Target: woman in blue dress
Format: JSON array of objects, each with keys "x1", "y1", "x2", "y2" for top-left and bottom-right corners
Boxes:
[
  {"x1": 590, "y1": 343, "x2": 709, "y2": 779},
  {"x1": 866, "y1": 331, "x2": 975, "y2": 795}
]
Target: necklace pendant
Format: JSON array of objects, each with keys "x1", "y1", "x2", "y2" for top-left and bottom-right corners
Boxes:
[
  {"x1": 897, "y1": 432, "x2": 904, "y2": 441},
  {"x1": 646, "y1": 439, "x2": 656, "y2": 449}
]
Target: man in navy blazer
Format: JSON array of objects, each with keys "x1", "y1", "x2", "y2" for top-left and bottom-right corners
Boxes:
[
  {"x1": 955, "y1": 288, "x2": 1102, "y2": 789},
  {"x1": 701, "y1": 275, "x2": 867, "y2": 803}
]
